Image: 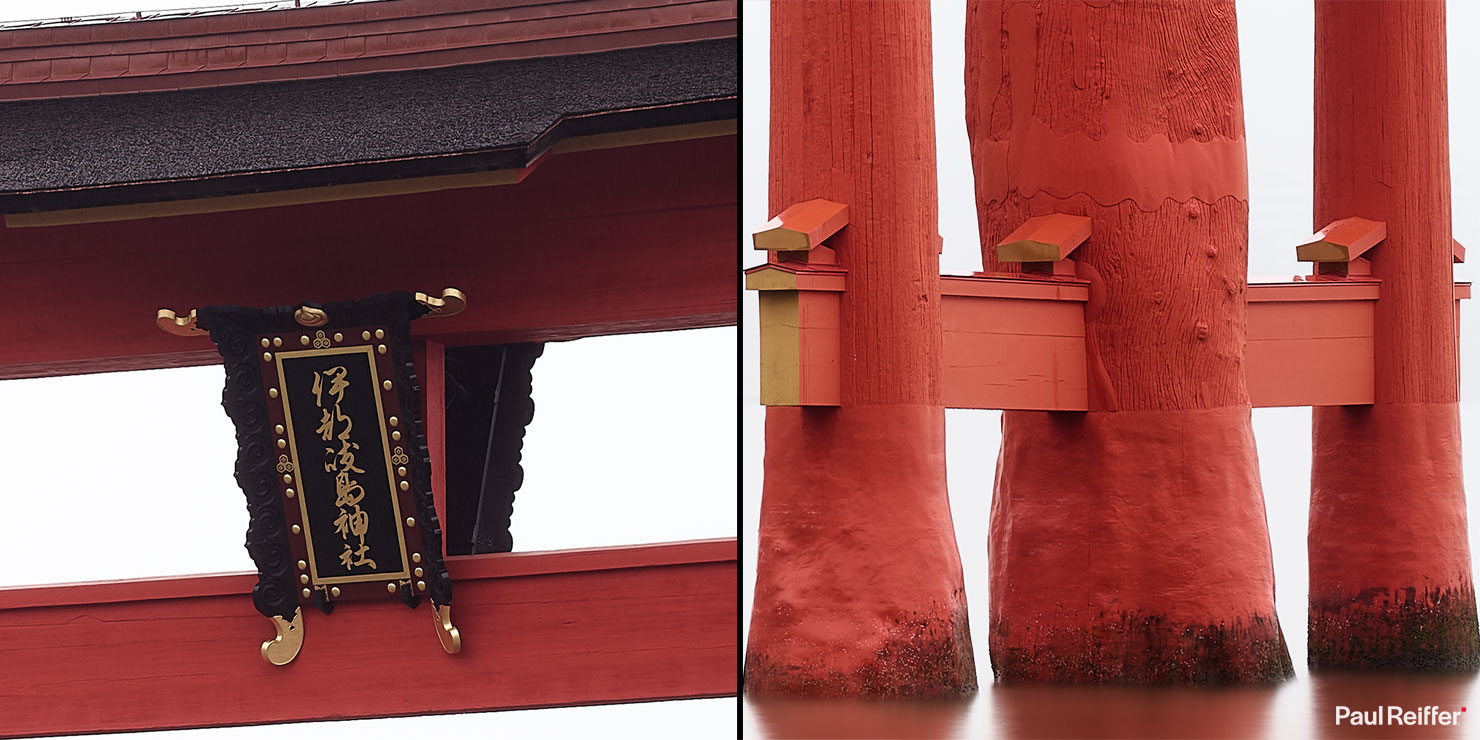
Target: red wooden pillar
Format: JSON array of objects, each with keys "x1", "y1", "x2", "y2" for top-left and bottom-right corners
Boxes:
[
  {"x1": 965, "y1": 1, "x2": 1293, "y2": 682},
  {"x1": 1309, "y1": 0, "x2": 1479, "y2": 671},
  {"x1": 744, "y1": 1, "x2": 977, "y2": 697}
]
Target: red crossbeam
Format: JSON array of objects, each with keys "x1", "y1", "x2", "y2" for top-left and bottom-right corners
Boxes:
[{"x1": 0, "y1": 539, "x2": 737, "y2": 737}]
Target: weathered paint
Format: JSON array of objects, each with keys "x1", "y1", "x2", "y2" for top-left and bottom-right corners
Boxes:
[
  {"x1": 966, "y1": 0, "x2": 1292, "y2": 683},
  {"x1": 1308, "y1": 0, "x2": 1479, "y2": 672},
  {"x1": 745, "y1": 0, "x2": 976, "y2": 697}
]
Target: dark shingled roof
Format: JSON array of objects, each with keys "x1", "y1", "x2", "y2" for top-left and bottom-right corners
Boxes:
[{"x1": 0, "y1": 37, "x2": 736, "y2": 212}]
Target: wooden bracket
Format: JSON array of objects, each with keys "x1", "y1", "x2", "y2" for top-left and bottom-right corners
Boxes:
[
  {"x1": 155, "y1": 288, "x2": 467, "y2": 336},
  {"x1": 752, "y1": 199, "x2": 849, "y2": 254},
  {"x1": 1297, "y1": 217, "x2": 1386, "y2": 265},
  {"x1": 996, "y1": 213, "x2": 1091, "y2": 276}
]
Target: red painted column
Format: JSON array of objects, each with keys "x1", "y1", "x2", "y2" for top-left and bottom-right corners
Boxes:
[
  {"x1": 965, "y1": 1, "x2": 1293, "y2": 683},
  {"x1": 744, "y1": 2, "x2": 977, "y2": 697},
  {"x1": 1309, "y1": 1, "x2": 1478, "y2": 671}
]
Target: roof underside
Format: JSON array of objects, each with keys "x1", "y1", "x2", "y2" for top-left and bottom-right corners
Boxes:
[{"x1": 0, "y1": 36, "x2": 735, "y2": 213}]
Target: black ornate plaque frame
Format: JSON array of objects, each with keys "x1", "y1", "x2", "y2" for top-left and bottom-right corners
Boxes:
[{"x1": 198, "y1": 292, "x2": 454, "y2": 654}]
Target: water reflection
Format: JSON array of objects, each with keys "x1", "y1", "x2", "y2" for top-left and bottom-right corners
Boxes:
[
  {"x1": 748, "y1": 697, "x2": 971, "y2": 739},
  {"x1": 992, "y1": 684, "x2": 1279, "y2": 740},
  {"x1": 1310, "y1": 672, "x2": 1475, "y2": 739}
]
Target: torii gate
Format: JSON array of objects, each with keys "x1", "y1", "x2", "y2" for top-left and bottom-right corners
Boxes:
[
  {"x1": 0, "y1": 0, "x2": 738, "y2": 734},
  {"x1": 745, "y1": 0, "x2": 1476, "y2": 693}
]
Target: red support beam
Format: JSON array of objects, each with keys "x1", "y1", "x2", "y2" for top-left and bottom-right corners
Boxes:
[
  {"x1": 0, "y1": 134, "x2": 738, "y2": 380},
  {"x1": 414, "y1": 339, "x2": 448, "y2": 551},
  {"x1": 0, "y1": 539, "x2": 737, "y2": 737}
]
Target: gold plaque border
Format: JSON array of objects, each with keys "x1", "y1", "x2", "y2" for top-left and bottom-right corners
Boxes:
[{"x1": 274, "y1": 344, "x2": 412, "y2": 586}]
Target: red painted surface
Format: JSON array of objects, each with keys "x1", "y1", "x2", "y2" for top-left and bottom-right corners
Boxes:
[
  {"x1": 0, "y1": 539, "x2": 737, "y2": 736},
  {"x1": 967, "y1": 0, "x2": 1291, "y2": 682},
  {"x1": 0, "y1": 135, "x2": 737, "y2": 380},
  {"x1": 1309, "y1": 1, "x2": 1478, "y2": 670},
  {"x1": 0, "y1": 0, "x2": 736, "y2": 100},
  {"x1": 746, "y1": 1, "x2": 976, "y2": 697}
]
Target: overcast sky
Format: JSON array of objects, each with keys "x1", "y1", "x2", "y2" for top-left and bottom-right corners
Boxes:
[
  {"x1": 0, "y1": 0, "x2": 736, "y2": 736},
  {"x1": 743, "y1": 0, "x2": 1480, "y2": 733}
]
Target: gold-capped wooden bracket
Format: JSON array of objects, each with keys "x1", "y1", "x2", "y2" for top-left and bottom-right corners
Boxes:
[
  {"x1": 415, "y1": 287, "x2": 468, "y2": 318},
  {"x1": 996, "y1": 213, "x2": 1091, "y2": 276},
  {"x1": 753, "y1": 199, "x2": 849, "y2": 253},
  {"x1": 1297, "y1": 217, "x2": 1386, "y2": 263},
  {"x1": 434, "y1": 604, "x2": 462, "y2": 654},
  {"x1": 261, "y1": 607, "x2": 304, "y2": 666},
  {"x1": 155, "y1": 308, "x2": 203, "y2": 336}
]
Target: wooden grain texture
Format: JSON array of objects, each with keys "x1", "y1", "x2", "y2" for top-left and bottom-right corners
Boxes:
[
  {"x1": 0, "y1": 539, "x2": 737, "y2": 736},
  {"x1": 1308, "y1": 0, "x2": 1478, "y2": 671},
  {"x1": 0, "y1": 135, "x2": 737, "y2": 380},
  {"x1": 967, "y1": 0, "x2": 1292, "y2": 683},
  {"x1": 747, "y1": 1, "x2": 976, "y2": 698}
]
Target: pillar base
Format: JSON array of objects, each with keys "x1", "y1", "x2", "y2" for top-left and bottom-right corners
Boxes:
[
  {"x1": 744, "y1": 405, "x2": 977, "y2": 698},
  {"x1": 1310, "y1": 403, "x2": 1480, "y2": 672},
  {"x1": 989, "y1": 407, "x2": 1294, "y2": 685}
]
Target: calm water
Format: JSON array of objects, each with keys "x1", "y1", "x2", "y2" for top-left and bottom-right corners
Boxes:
[{"x1": 743, "y1": 673, "x2": 1480, "y2": 739}]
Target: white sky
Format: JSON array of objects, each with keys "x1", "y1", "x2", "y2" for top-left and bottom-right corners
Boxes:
[
  {"x1": 743, "y1": 0, "x2": 1480, "y2": 733},
  {"x1": 0, "y1": 0, "x2": 737, "y2": 736}
]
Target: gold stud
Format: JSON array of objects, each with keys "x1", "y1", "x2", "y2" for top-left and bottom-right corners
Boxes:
[
  {"x1": 269, "y1": 388, "x2": 279, "y2": 398},
  {"x1": 388, "y1": 416, "x2": 398, "y2": 427},
  {"x1": 375, "y1": 329, "x2": 385, "y2": 339},
  {"x1": 275, "y1": 424, "x2": 285, "y2": 434},
  {"x1": 277, "y1": 439, "x2": 286, "y2": 449},
  {"x1": 262, "y1": 352, "x2": 273, "y2": 362},
  {"x1": 392, "y1": 431, "x2": 401, "y2": 441},
  {"x1": 282, "y1": 473, "x2": 292, "y2": 484},
  {"x1": 377, "y1": 344, "x2": 387, "y2": 355},
  {"x1": 362, "y1": 330, "x2": 371, "y2": 340},
  {"x1": 414, "y1": 567, "x2": 423, "y2": 578},
  {"x1": 330, "y1": 586, "x2": 341, "y2": 598},
  {"x1": 333, "y1": 332, "x2": 343, "y2": 343},
  {"x1": 400, "y1": 481, "x2": 410, "y2": 492},
  {"x1": 405, "y1": 516, "x2": 416, "y2": 528},
  {"x1": 397, "y1": 466, "x2": 407, "y2": 477},
  {"x1": 300, "y1": 335, "x2": 310, "y2": 346},
  {"x1": 273, "y1": 337, "x2": 283, "y2": 348},
  {"x1": 299, "y1": 574, "x2": 309, "y2": 585},
  {"x1": 302, "y1": 588, "x2": 311, "y2": 599},
  {"x1": 416, "y1": 581, "x2": 426, "y2": 592},
  {"x1": 382, "y1": 380, "x2": 392, "y2": 391},
  {"x1": 285, "y1": 488, "x2": 295, "y2": 499},
  {"x1": 412, "y1": 552, "x2": 422, "y2": 563},
  {"x1": 387, "y1": 582, "x2": 398, "y2": 594},
  {"x1": 291, "y1": 524, "x2": 301, "y2": 535},
  {"x1": 297, "y1": 560, "x2": 307, "y2": 570},
  {"x1": 260, "y1": 338, "x2": 270, "y2": 348}
]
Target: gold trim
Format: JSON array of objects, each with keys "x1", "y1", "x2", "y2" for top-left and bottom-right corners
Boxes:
[
  {"x1": 414, "y1": 287, "x2": 467, "y2": 318},
  {"x1": 261, "y1": 607, "x2": 304, "y2": 666},
  {"x1": 276, "y1": 343, "x2": 412, "y2": 587},
  {"x1": 434, "y1": 604, "x2": 462, "y2": 655},
  {"x1": 295, "y1": 307, "x2": 329, "y2": 328},
  {"x1": 155, "y1": 308, "x2": 202, "y2": 336}
]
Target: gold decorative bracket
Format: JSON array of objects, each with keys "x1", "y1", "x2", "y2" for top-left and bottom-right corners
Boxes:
[
  {"x1": 155, "y1": 308, "x2": 203, "y2": 336},
  {"x1": 434, "y1": 604, "x2": 462, "y2": 654},
  {"x1": 415, "y1": 287, "x2": 467, "y2": 318},
  {"x1": 156, "y1": 288, "x2": 467, "y2": 336},
  {"x1": 261, "y1": 608, "x2": 305, "y2": 666}
]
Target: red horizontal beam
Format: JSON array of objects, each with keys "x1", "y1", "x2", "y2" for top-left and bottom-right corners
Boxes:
[
  {"x1": 0, "y1": 135, "x2": 738, "y2": 380},
  {"x1": 748, "y1": 268, "x2": 1471, "y2": 410},
  {"x1": 0, "y1": 539, "x2": 737, "y2": 737},
  {"x1": 0, "y1": 0, "x2": 736, "y2": 101}
]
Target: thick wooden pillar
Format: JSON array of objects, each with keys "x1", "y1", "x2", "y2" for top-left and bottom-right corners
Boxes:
[
  {"x1": 966, "y1": 1, "x2": 1293, "y2": 683},
  {"x1": 744, "y1": 1, "x2": 977, "y2": 697},
  {"x1": 1309, "y1": 0, "x2": 1479, "y2": 671}
]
